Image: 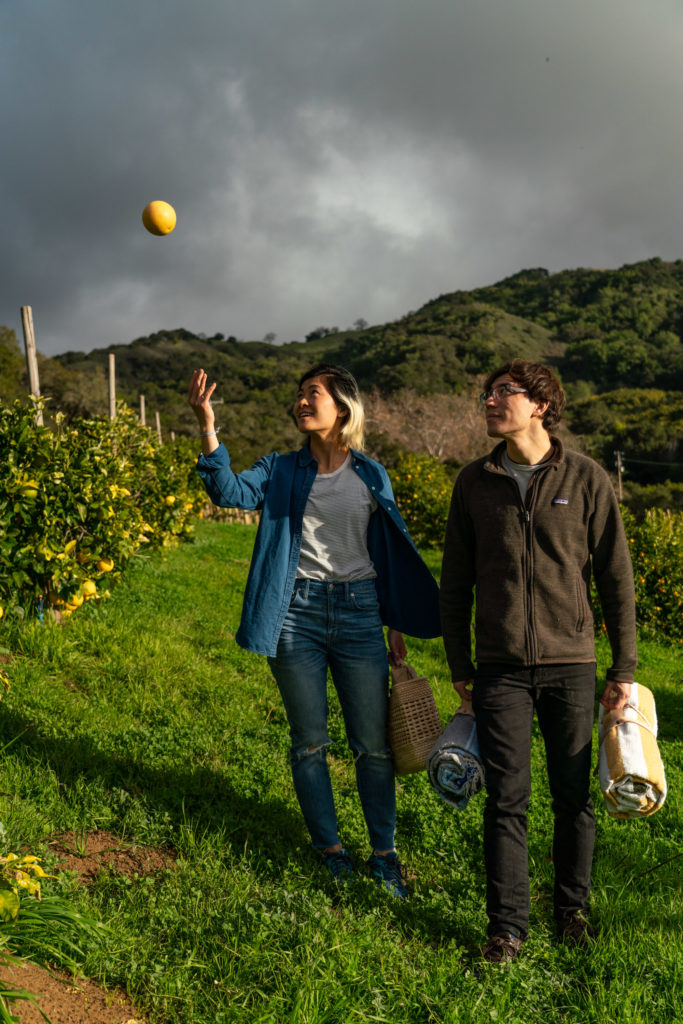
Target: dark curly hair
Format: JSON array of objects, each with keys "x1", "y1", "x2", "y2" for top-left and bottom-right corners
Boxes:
[{"x1": 484, "y1": 359, "x2": 566, "y2": 432}]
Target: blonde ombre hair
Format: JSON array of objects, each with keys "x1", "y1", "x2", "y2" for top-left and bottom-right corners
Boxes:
[{"x1": 298, "y1": 364, "x2": 366, "y2": 451}]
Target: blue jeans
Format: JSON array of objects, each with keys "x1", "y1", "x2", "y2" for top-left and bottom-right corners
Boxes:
[
  {"x1": 267, "y1": 578, "x2": 395, "y2": 851},
  {"x1": 473, "y1": 663, "x2": 596, "y2": 939}
]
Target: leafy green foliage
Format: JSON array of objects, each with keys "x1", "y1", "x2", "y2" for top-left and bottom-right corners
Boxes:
[
  {"x1": 567, "y1": 388, "x2": 683, "y2": 484},
  {"x1": 624, "y1": 508, "x2": 683, "y2": 643},
  {"x1": 388, "y1": 453, "x2": 453, "y2": 549},
  {"x1": 565, "y1": 385, "x2": 683, "y2": 481},
  {"x1": 0, "y1": 400, "x2": 205, "y2": 619},
  {"x1": 621, "y1": 482, "x2": 683, "y2": 516},
  {"x1": 466, "y1": 258, "x2": 683, "y2": 389}
]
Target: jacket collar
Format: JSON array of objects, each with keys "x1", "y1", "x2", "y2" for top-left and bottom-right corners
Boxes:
[
  {"x1": 484, "y1": 436, "x2": 564, "y2": 474},
  {"x1": 296, "y1": 442, "x2": 316, "y2": 467}
]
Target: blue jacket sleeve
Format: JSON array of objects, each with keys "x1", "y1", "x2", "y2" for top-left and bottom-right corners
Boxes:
[{"x1": 196, "y1": 443, "x2": 274, "y2": 511}]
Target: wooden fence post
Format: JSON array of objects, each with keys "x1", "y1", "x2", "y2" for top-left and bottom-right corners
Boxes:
[
  {"x1": 20, "y1": 305, "x2": 44, "y2": 426},
  {"x1": 108, "y1": 354, "x2": 116, "y2": 420},
  {"x1": 139, "y1": 394, "x2": 146, "y2": 426},
  {"x1": 614, "y1": 450, "x2": 624, "y2": 501},
  {"x1": 155, "y1": 411, "x2": 162, "y2": 444}
]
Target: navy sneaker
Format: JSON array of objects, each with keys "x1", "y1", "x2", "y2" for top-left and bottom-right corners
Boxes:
[
  {"x1": 322, "y1": 848, "x2": 355, "y2": 886},
  {"x1": 366, "y1": 851, "x2": 408, "y2": 898}
]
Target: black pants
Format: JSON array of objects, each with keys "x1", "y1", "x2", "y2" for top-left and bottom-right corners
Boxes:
[{"x1": 472, "y1": 663, "x2": 596, "y2": 939}]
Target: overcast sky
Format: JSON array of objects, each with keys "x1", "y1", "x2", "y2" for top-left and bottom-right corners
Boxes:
[{"x1": 1, "y1": 0, "x2": 682, "y2": 356}]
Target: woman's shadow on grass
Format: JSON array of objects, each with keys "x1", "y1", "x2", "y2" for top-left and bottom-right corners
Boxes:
[{"x1": 0, "y1": 704, "x2": 308, "y2": 876}]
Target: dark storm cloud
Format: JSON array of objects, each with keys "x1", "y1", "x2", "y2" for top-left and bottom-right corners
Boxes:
[{"x1": 1, "y1": 0, "x2": 682, "y2": 355}]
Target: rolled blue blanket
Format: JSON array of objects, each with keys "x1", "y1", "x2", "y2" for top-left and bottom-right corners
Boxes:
[{"x1": 426, "y1": 712, "x2": 485, "y2": 810}]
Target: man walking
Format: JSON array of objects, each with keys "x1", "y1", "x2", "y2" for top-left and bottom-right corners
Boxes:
[{"x1": 440, "y1": 359, "x2": 636, "y2": 962}]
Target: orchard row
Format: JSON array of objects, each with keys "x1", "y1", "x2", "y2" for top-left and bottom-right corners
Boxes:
[{"x1": 1, "y1": 403, "x2": 680, "y2": 644}]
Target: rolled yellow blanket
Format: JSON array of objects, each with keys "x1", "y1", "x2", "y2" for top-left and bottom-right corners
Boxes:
[{"x1": 598, "y1": 682, "x2": 667, "y2": 819}]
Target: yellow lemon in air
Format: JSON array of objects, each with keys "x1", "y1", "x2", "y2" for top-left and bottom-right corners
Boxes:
[{"x1": 142, "y1": 201, "x2": 176, "y2": 236}]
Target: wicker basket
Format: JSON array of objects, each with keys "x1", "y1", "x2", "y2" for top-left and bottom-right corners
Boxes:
[{"x1": 388, "y1": 663, "x2": 443, "y2": 775}]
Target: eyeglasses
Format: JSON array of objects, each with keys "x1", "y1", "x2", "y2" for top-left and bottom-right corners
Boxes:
[{"x1": 479, "y1": 383, "x2": 528, "y2": 406}]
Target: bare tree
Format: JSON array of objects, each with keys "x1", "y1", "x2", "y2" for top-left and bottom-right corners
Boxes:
[{"x1": 363, "y1": 387, "x2": 490, "y2": 464}]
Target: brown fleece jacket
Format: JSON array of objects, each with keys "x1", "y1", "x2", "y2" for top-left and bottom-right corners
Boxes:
[{"x1": 440, "y1": 438, "x2": 637, "y2": 682}]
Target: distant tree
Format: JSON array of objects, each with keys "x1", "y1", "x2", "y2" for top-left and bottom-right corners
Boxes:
[
  {"x1": 263, "y1": 332, "x2": 277, "y2": 344},
  {"x1": 353, "y1": 318, "x2": 368, "y2": 331},
  {"x1": 305, "y1": 326, "x2": 332, "y2": 342}
]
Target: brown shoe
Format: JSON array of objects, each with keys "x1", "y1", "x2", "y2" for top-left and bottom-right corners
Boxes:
[
  {"x1": 481, "y1": 933, "x2": 523, "y2": 963},
  {"x1": 558, "y1": 912, "x2": 596, "y2": 945}
]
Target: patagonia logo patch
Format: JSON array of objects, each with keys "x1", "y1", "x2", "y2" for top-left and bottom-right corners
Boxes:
[{"x1": 552, "y1": 498, "x2": 569, "y2": 505}]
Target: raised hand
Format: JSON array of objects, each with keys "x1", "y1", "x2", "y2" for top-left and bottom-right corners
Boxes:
[
  {"x1": 188, "y1": 369, "x2": 217, "y2": 431},
  {"x1": 188, "y1": 369, "x2": 220, "y2": 455}
]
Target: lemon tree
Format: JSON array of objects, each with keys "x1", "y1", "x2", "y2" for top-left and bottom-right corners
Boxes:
[{"x1": 0, "y1": 400, "x2": 205, "y2": 620}]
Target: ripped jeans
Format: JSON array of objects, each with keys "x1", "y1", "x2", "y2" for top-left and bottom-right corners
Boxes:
[{"x1": 267, "y1": 578, "x2": 395, "y2": 851}]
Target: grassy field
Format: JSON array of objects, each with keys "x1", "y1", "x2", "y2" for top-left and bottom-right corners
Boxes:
[{"x1": 0, "y1": 520, "x2": 681, "y2": 1024}]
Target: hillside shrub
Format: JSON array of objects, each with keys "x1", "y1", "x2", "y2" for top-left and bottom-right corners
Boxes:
[
  {"x1": 0, "y1": 400, "x2": 204, "y2": 620},
  {"x1": 622, "y1": 481, "x2": 683, "y2": 516},
  {"x1": 591, "y1": 507, "x2": 683, "y2": 644},
  {"x1": 388, "y1": 453, "x2": 453, "y2": 549},
  {"x1": 623, "y1": 507, "x2": 683, "y2": 643}
]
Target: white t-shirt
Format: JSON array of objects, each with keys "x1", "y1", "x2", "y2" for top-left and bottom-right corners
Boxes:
[{"x1": 296, "y1": 454, "x2": 378, "y2": 581}]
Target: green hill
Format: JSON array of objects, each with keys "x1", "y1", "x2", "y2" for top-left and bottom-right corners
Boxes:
[{"x1": 1, "y1": 258, "x2": 681, "y2": 495}]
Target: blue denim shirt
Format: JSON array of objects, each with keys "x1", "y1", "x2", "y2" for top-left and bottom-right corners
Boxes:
[{"x1": 196, "y1": 442, "x2": 441, "y2": 656}]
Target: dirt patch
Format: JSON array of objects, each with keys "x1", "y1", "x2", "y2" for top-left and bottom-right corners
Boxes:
[
  {"x1": 0, "y1": 830, "x2": 172, "y2": 1020},
  {"x1": 0, "y1": 831, "x2": 172, "y2": 1020},
  {"x1": 49, "y1": 831, "x2": 175, "y2": 884},
  {"x1": 0, "y1": 961, "x2": 142, "y2": 1023}
]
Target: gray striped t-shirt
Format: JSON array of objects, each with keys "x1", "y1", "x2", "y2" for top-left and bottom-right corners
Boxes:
[{"x1": 296, "y1": 453, "x2": 378, "y2": 581}]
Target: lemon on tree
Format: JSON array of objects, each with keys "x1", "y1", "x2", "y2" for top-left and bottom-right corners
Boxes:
[
  {"x1": 97, "y1": 558, "x2": 114, "y2": 573},
  {"x1": 19, "y1": 479, "x2": 39, "y2": 500}
]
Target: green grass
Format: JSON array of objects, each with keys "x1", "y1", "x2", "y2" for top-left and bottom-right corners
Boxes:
[{"x1": 0, "y1": 521, "x2": 681, "y2": 1023}]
